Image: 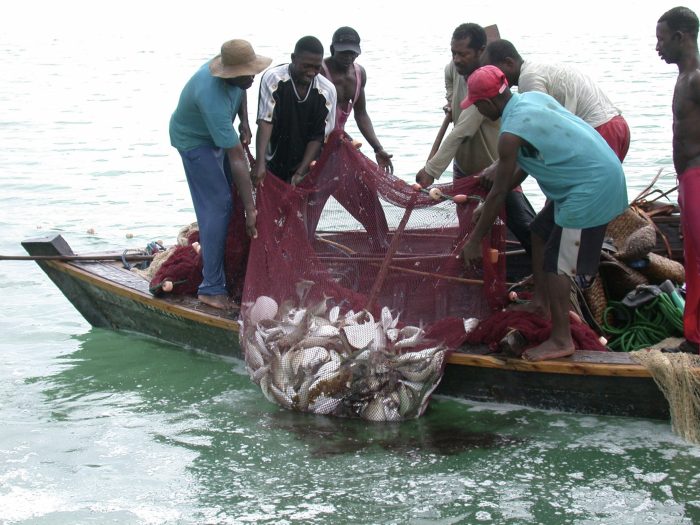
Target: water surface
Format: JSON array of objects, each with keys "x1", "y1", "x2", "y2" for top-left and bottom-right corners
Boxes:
[{"x1": 1, "y1": 1, "x2": 698, "y2": 523}]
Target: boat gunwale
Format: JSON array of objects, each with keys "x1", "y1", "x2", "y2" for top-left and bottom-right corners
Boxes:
[
  {"x1": 46, "y1": 260, "x2": 236, "y2": 331},
  {"x1": 37, "y1": 258, "x2": 693, "y2": 380}
]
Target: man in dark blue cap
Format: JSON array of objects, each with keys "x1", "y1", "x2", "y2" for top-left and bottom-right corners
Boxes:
[{"x1": 320, "y1": 26, "x2": 393, "y2": 172}]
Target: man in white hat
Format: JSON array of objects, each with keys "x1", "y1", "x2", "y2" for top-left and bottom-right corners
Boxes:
[{"x1": 170, "y1": 39, "x2": 271, "y2": 310}]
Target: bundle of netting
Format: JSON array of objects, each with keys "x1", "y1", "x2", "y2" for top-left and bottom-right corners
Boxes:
[{"x1": 240, "y1": 130, "x2": 506, "y2": 421}]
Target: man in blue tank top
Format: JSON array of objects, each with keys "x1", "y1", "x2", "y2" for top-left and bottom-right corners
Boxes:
[{"x1": 461, "y1": 65, "x2": 627, "y2": 361}]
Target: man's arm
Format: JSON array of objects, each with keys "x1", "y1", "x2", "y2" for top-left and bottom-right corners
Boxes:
[
  {"x1": 416, "y1": 105, "x2": 485, "y2": 187},
  {"x1": 462, "y1": 132, "x2": 524, "y2": 263},
  {"x1": 353, "y1": 67, "x2": 393, "y2": 173},
  {"x1": 226, "y1": 143, "x2": 257, "y2": 238},
  {"x1": 290, "y1": 140, "x2": 323, "y2": 185},
  {"x1": 253, "y1": 120, "x2": 273, "y2": 187},
  {"x1": 236, "y1": 91, "x2": 251, "y2": 146}
]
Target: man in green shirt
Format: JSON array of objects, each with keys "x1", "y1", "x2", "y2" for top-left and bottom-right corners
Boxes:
[{"x1": 170, "y1": 39, "x2": 271, "y2": 309}]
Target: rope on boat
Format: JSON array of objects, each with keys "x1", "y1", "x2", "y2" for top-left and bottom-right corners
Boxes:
[{"x1": 602, "y1": 294, "x2": 684, "y2": 352}]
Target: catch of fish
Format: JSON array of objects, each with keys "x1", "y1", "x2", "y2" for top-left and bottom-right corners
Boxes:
[{"x1": 240, "y1": 282, "x2": 448, "y2": 421}]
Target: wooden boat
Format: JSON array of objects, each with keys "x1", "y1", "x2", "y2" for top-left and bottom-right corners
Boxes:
[{"x1": 20, "y1": 225, "x2": 691, "y2": 422}]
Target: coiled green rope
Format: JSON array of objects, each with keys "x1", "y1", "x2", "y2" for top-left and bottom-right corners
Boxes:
[{"x1": 602, "y1": 293, "x2": 684, "y2": 351}]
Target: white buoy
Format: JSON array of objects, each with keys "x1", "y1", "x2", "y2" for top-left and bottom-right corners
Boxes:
[{"x1": 248, "y1": 295, "x2": 279, "y2": 324}]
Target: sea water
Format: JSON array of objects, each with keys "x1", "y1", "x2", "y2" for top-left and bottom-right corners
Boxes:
[{"x1": 1, "y1": 1, "x2": 698, "y2": 523}]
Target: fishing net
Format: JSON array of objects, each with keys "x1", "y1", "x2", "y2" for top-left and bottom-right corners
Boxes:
[
  {"x1": 631, "y1": 348, "x2": 700, "y2": 444},
  {"x1": 240, "y1": 130, "x2": 506, "y2": 421}
]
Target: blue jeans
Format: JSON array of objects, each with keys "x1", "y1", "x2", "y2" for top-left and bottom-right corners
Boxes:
[{"x1": 178, "y1": 146, "x2": 232, "y2": 296}]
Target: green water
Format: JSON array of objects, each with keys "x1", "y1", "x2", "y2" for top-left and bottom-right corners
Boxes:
[
  {"x1": 3, "y1": 326, "x2": 699, "y2": 524},
  {"x1": 2, "y1": 0, "x2": 699, "y2": 522}
]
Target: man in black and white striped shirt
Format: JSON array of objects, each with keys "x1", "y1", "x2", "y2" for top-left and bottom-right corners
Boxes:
[{"x1": 254, "y1": 36, "x2": 337, "y2": 186}]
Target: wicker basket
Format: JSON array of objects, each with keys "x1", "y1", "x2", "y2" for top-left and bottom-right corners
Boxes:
[
  {"x1": 640, "y1": 252, "x2": 686, "y2": 285},
  {"x1": 177, "y1": 222, "x2": 199, "y2": 246},
  {"x1": 599, "y1": 252, "x2": 649, "y2": 301},
  {"x1": 606, "y1": 208, "x2": 656, "y2": 261},
  {"x1": 582, "y1": 275, "x2": 608, "y2": 327}
]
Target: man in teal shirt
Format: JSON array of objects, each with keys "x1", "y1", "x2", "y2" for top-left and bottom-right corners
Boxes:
[
  {"x1": 170, "y1": 39, "x2": 271, "y2": 309},
  {"x1": 461, "y1": 65, "x2": 627, "y2": 361}
]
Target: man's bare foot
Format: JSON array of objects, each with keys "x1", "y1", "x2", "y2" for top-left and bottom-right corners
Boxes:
[
  {"x1": 198, "y1": 294, "x2": 230, "y2": 310},
  {"x1": 522, "y1": 339, "x2": 575, "y2": 361}
]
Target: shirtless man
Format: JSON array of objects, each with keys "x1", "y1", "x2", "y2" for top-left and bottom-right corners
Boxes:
[
  {"x1": 461, "y1": 66, "x2": 627, "y2": 361},
  {"x1": 321, "y1": 26, "x2": 393, "y2": 173},
  {"x1": 657, "y1": 6, "x2": 700, "y2": 353}
]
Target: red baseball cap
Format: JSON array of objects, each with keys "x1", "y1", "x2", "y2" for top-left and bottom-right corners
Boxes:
[{"x1": 460, "y1": 65, "x2": 509, "y2": 109}]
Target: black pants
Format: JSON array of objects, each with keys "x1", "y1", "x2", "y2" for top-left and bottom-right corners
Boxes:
[
  {"x1": 453, "y1": 163, "x2": 536, "y2": 256},
  {"x1": 505, "y1": 190, "x2": 536, "y2": 257}
]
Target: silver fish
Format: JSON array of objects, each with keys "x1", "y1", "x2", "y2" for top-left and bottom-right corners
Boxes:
[
  {"x1": 269, "y1": 383, "x2": 294, "y2": 409},
  {"x1": 309, "y1": 395, "x2": 341, "y2": 415}
]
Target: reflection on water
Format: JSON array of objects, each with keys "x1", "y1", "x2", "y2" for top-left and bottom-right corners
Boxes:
[{"x1": 266, "y1": 410, "x2": 523, "y2": 458}]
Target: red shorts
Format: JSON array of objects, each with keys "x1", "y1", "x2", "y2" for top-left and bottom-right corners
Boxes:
[
  {"x1": 679, "y1": 166, "x2": 700, "y2": 344},
  {"x1": 595, "y1": 115, "x2": 630, "y2": 162}
]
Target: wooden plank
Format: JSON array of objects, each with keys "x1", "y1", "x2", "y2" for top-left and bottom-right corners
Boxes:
[
  {"x1": 48, "y1": 261, "x2": 238, "y2": 332},
  {"x1": 446, "y1": 352, "x2": 653, "y2": 378},
  {"x1": 439, "y1": 364, "x2": 671, "y2": 419},
  {"x1": 45, "y1": 254, "x2": 699, "y2": 382}
]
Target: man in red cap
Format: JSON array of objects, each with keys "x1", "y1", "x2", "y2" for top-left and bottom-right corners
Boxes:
[
  {"x1": 656, "y1": 6, "x2": 700, "y2": 353},
  {"x1": 461, "y1": 65, "x2": 627, "y2": 361}
]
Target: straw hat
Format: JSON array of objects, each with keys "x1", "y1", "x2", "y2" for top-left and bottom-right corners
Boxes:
[{"x1": 209, "y1": 40, "x2": 272, "y2": 79}]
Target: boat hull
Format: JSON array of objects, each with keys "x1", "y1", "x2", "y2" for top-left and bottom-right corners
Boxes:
[{"x1": 23, "y1": 235, "x2": 675, "y2": 420}]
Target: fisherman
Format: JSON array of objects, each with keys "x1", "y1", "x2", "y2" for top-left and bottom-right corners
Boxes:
[
  {"x1": 254, "y1": 36, "x2": 337, "y2": 186},
  {"x1": 481, "y1": 39, "x2": 630, "y2": 161},
  {"x1": 415, "y1": 23, "x2": 535, "y2": 256},
  {"x1": 461, "y1": 65, "x2": 627, "y2": 361},
  {"x1": 656, "y1": 6, "x2": 700, "y2": 354},
  {"x1": 321, "y1": 26, "x2": 393, "y2": 173},
  {"x1": 169, "y1": 39, "x2": 268, "y2": 309}
]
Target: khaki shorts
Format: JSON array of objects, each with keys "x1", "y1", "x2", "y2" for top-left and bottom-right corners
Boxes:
[{"x1": 530, "y1": 202, "x2": 607, "y2": 278}]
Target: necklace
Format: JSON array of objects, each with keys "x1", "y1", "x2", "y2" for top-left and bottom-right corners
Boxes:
[{"x1": 290, "y1": 73, "x2": 313, "y2": 103}]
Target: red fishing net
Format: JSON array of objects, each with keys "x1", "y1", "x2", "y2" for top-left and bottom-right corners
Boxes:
[
  {"x1": 243, "y1": 129, "x2": 506, "y2": 326},
  {"x1": 240, "y1": 130, "x2": 507, "y2": 420}
]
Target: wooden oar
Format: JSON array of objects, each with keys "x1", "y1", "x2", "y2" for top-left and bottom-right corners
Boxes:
[
  {"x1": 0, "y1": 254, "x2": 154, "y2": 262},
  {"x1": 484, "y1": 24, "x2": 501, "y2": 43},
  {"x1": 365, "y1": 194, "x2": 418, "y2": 311},
  {"x1": 427, "y1": 112, "x2": 452, "y2": 161}
]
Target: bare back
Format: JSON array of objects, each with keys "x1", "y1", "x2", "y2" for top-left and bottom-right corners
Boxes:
[{"x1": 673, "y1": 67, "x2": 700, "y2": 174}]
